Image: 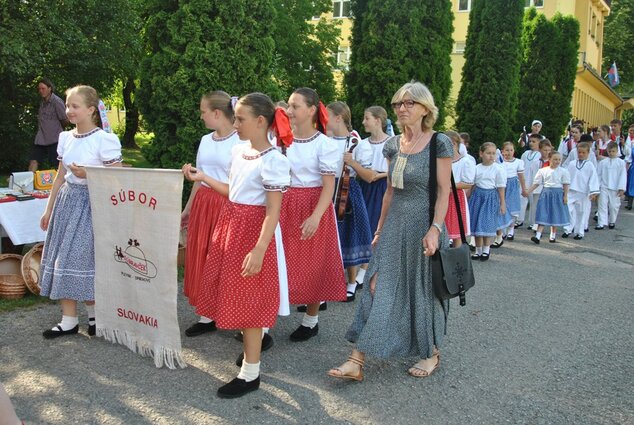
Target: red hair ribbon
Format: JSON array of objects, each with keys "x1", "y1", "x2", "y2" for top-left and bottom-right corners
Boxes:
[
  {"x1": 317, "y1": 101, "x2": 329, "y2": 133},
  {"x1": 272, "y1": 107, "x2": 293, "y2": 148}
]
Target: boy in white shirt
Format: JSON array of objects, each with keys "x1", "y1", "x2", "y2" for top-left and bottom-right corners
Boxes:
[
  {"x1": 596, "y1": 142, "x2": 627, "y2": 229},
  {"x1": 563, "y1": 142, "x2": 599, "y2": 240}
]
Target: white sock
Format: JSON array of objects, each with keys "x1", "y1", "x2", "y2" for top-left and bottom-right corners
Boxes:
[
  {"x1": 356, "y1": 268, "x2": 366, "y2": 283},
  {"x1": 346, "y1": 282, "x2": 358, "y2": 293},
  {"x1": 482, "y1": 246, "x2": 490, "y2": 255},
  {"x1": 535, "y1": 232, "x2": 542, "y2": 239},
  {"x1": 54, "y1": 315, "x2": 79, "y2": 331},
  {"x1": 469, "y1": 236, "x2": 475, "y2": 246},
  {"x1": 476, "y1": 246, "x2": 483, "y2": 256},
  {"x1": 237, "y1": 360, "x2": 260, "y2": 382},
  {"x1": 301, "y1": 313, "x2": 318, "y2": 329},
  {"x1": 550, "y1": 231, "x2": 556, "y2": 239},
  {"x1": 507, "y1": 226, "x2": 514, "y2": 237},
  {"x1": 262, "y1": 328, "x2": 269, "y2": 338},
  {"x1": 495, "y1": 234, "x2": 503, "y2": 244},
  {"x1": 85, "y1": 304, "x2": 95, "y2": 324},
  {"x1": 198, "y1": 316, "x2": 213, "y2": 324}
]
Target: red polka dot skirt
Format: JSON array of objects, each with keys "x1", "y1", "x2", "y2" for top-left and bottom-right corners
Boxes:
[
  {"x1": 196, "y1": 202, "x2": 280, "y2": 329},
  {"x1": 445, "y1": 188, "x2": 471, "y2": 239},
  {"x1": 280, "y1": 187, "x2": 346, "y2": 305},
  {"x1": 183, "y1": 186, "x2": 226, "y2": 307}
]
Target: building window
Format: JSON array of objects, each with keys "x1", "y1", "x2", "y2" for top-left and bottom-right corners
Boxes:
[
  {"x1": 458, "y1": 0, "x2": 471, "y2": 11},
  {"x1": 524, "y1": 0, "x2": 544, "y2": 7},
  {"x1": 590, "y1": 12, "x2": 597, "y2": 39},
  {"x1": 337, "y1": 46, "x2": 351, "y2": 70},
  {"x1": 333, "y1": 0, "x2": 351, "y2": 18}
]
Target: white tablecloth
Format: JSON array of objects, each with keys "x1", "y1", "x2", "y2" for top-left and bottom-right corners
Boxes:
[{"x1": 0, "y1": 198, "x2": 48, "y2": 245}]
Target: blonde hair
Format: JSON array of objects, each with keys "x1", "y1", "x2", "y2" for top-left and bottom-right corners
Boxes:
[
  {"x1": 391, "y1": 81, "x2": 438, "y2": 131},
  {"x1": 365, "y1": 106, "x2": 388, "y2": 129},
  {"x1": 480, "y1": 142, "x2": 496, "y2": 153},
  {"x1": 502, "y1": 141, "x2": 515, "y2": 150},
  {"x1": 66, "y1": 85, "x2": 100, "y2": 126},
  {"x1": 201, "y1": 90, "x2": 234, "y2": 121},
  {"x1": 327, "y1": 101, "x2": 352, "y2": 131}
]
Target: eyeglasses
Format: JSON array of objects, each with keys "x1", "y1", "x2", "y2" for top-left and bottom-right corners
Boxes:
[{"x1": 391, "y1": 100, "x2": 419, "y2": 110}]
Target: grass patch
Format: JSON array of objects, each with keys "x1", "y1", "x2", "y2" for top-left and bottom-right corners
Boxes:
[
  {"x1": 122, "y1": 133, "x2": 153, "y2": 168},
  {"x1": 0, "y1": 292, "x2": 54, "y2": 313}
]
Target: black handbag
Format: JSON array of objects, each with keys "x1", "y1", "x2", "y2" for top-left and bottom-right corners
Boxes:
[{"x1": 429, "y1": 135, "x2": 475, "y2": 306}]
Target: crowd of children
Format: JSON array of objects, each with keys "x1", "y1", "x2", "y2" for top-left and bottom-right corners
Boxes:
[{"x1": 35, "y1": 80, "x2": 632, "y2": 400}]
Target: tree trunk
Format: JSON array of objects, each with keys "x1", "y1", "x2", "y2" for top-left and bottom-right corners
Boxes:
[{"x1": 122, "y1": 78, "x2": 139, "y2": 149}]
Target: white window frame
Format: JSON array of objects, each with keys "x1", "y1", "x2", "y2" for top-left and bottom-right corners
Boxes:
[
  {"x1": 525, "y1": 0, "x2": 544, "y2": 8},
  {"x1": 336, "y1": 46, "x2": 352, "y2": 70},
  {"x1": 332, "y1": 0, "x2": 351, "y2": 19},
  {"x1": 458, "y1": 0, "x2": 471, "y2": 12}
]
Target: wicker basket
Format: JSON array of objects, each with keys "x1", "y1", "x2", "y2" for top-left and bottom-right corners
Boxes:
[
  {"x1": 0, "y1": 253, "x2": 23, "y2": 275},
  {"x1": 22, "y1": 243, "x2": 43, "y2": 295},
  {"x1": 0, "y1": 274, "x2": 27, "y2": 300}
]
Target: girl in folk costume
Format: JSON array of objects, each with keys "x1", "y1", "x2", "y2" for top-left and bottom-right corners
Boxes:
[
  {"x1": 594, "y1": 125, "x2": 611, "y2": 161},
  {"x1": 281, "y1": 87, "x2": 346, "y2": 342},
  {"x1": 443, "y1": 131, "x2": 474, "y2": 248},
  {"x1": 517, "y1": 134, "x2": 542, "y2": 228},
  {"x1": 356, "y1": 106, "x2": 391, "y2": 287},
  {"x1": 468, "y1": 142, "x2": 507, "y2": 261},
  {"x1": 497, "y1": 142, "x2": 526, "y2": 242},
  {"x1": 563, "y1": 126, "x2": 597, "y2": 167},
  {"x1": 184, "y1": 93, "x2": 292, "y2": 398},
  {"x1": 327, "y1": 101, "x2": 373, "y2": 302},
  {"x1": 527, "y1": 152, "x2": 571, "y2": 243},
  {"x1": 39, "y1": 85, "x2": 122, "y2": 338},
  {"x1": 181, "y1": 91, "x2": 244, "y2": 337},
  {"x1": 526, "y1": 139, "x2": 553, "y2": 230}
]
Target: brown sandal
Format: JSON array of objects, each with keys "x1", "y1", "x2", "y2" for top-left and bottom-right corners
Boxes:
[
  {"x1": 408, "y1": 352, "x2": 440, "y2": 378},
  {"x1": 327, "y1": 356, "x2": 364, "y2": 381}
]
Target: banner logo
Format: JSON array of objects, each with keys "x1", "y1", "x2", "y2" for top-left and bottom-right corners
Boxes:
[{"x1": 114, "y1": 238, "x2": 158, "y2": 280}]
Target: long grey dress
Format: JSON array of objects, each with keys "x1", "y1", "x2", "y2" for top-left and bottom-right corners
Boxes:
[{"x1": 345, "y1": 132, "x2": 453, "y2": 359}]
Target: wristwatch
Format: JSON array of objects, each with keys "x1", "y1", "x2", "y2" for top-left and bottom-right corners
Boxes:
[{"x1": 431, "y1": 222, "x2": 443, "y2": 233}]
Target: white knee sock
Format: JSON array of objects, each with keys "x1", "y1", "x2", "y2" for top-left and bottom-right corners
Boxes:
[
  {"x1": 301, "y1": 313, "x2": 318, "y2": 329},
  {"x1": 237, "y1": 360, "x2": 260, "y2": 382},
  {"x1": 85, "y1": 304, "x2": 95, "y2": 325},
  {"x1": 356, "y1": 268, "x2": 366, "y2": 283},
  {"x1": 482, "y1": 246, "x2": 490, "y2": 255},
  {"x1": 476, "y1": 246, "x2": 483, "y2": 256}
]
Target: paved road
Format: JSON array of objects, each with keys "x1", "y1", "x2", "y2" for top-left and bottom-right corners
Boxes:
[{"x1": 1, "y1": 207, "x2": 633, "y2": 425}]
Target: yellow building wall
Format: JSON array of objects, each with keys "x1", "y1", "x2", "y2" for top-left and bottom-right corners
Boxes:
[{"x1": 326, "y1": 0, "x2": 619, "y2": 125}]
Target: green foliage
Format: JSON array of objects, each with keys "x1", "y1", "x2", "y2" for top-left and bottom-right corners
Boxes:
[
  {"x1": 603, "y1": 0, "x2": 634, "y2": 95},
  {"x1": 456, "y1": 0, "x2": 524, "y2": 150},
  {"x1": 345, "y1": 0, "x2": 454, "y2": 131},
  {"x1": 138, "y1": 0, "x2": 278, "y2": 171},
  {"x1": 515, "y1": 10, "x2": 579, "y2": 142},
  {"x1": 271, "y1": 0, "x2": 340, "y2": 102},
  {"x1": 0, "y1": 0, "x2": 142, "y2": 173}
]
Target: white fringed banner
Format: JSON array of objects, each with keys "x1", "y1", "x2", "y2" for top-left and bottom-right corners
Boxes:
[{"x1": 85, "y1": 167, "x2": 186, "y2": 369}]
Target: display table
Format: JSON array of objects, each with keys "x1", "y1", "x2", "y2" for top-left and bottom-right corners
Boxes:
[{"x1": 0, "y1": 198, "x2": 48, "y2": 246}]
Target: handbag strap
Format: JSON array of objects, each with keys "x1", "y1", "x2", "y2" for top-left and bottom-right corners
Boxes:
[{"x1": 429, "y1": 134, "x2": 467, "y2": 244}]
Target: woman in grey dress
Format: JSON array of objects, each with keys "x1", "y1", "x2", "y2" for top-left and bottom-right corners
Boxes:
[{"x1": 328, "y1": 82, "x2": 453, "y2": 379}]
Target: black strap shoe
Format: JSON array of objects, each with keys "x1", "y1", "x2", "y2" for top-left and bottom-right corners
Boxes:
[
  {"x1": 296, "y1": 303, "x2": 327, "y2": 313},
  {"x1": 185, "y1": 321, "x2": 217, "y2": 337},
  {"x1": 289, "y1": 324, "x2": 319, "y2": 342},
  {"x1": 217, "y1": 377, "x2": 260, "y2": 399},
  {"x1": 43, "y1": 325, "x2": 79, "y2": 339}
]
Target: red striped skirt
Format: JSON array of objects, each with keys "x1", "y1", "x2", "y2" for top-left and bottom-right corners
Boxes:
[
  {"x1": 445, "y1": 188, "x2": 471, "y2": 239},
  {"x1": 196, "y1": 202, "x2": 280, "y2": 329},
  {"x1": 280, "y1": 187, "x2": 346, "y2": 304},
  {"x1": 183, "y1": 185, "x2": 227, "y2": 307}
]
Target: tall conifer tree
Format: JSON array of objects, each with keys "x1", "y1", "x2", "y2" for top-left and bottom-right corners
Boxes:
[
  {"x1": 138, "y1": 0, "x2": 277, "y2": 169},
  {"x1": 345, "y1": 0, "x2": 454, "y2": 130},
  {"x1": 456, "y1": 0, "x2": 523, "y2": 150}
]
